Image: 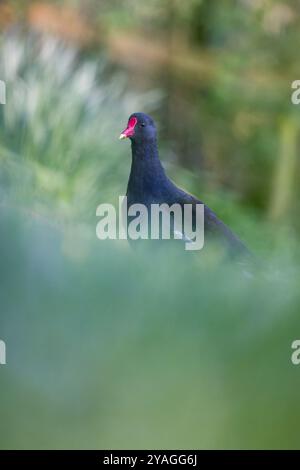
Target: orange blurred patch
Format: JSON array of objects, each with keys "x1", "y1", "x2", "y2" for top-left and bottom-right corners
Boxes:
[
  {"x1": 0, "y1": 3, "x2": 16, "y2": 29},
  {"x1": 28, "y1": 2, "x2": 99, "y2": 47}
]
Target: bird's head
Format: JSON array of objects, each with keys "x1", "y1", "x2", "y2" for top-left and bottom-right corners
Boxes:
[{"x1": 119, "y1": 113, "x2": 157, "y2": 143}]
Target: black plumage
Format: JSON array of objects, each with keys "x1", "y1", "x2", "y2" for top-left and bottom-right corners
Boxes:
[{"x1": 120, "y1": 112, "x2": 251, "y2": 258}]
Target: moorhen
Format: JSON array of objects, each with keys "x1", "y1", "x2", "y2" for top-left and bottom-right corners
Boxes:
[{"x1": 120, "y1": 112, "x2": 251, "y2": 258}]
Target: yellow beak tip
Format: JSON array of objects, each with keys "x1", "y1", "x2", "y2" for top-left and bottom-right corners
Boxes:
[{"x1": 119, "y1": 133, "x2": 127, "y2": 140}]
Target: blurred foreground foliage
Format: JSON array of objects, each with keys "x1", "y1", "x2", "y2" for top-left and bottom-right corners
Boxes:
[{"x1": 1, "y1": 205, "x2": 300, "y2": 449}]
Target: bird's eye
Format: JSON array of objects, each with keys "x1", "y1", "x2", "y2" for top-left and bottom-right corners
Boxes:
[{"x1": 141, "y1": 123, "x2": 146, "y2": 127}]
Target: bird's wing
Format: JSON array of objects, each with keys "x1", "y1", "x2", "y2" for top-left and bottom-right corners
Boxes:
[
  {"x1": 203, "y1": 203, "x2": 251, "y2": 257},
  {"x1": 167, "y1": 187, "x2": 252, "y2": 258}
]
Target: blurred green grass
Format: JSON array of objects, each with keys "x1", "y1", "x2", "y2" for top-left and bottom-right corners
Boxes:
[{"x1": 1, "y1": 207, "x2": 300, "y2": 449}]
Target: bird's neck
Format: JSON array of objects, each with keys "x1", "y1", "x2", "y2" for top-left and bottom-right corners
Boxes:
[
  {"x1": 127, "y1": 139, "x2": 167, "y2": 199},
  {"x1": 131, "y1": 138, "x2": 160, "y2": 163}
]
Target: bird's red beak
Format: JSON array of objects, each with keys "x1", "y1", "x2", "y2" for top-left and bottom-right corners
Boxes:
[{"x1": 119, "y1": 116, "x2": 138, "y2": 140}]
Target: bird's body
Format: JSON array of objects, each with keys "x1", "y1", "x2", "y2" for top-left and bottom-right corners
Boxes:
[{"x1": 120, "y1": 112, "x2": 251, "y2": 258}]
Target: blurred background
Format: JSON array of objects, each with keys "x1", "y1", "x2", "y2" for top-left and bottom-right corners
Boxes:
[{"x1": 1, "y1": 0, "x2": 300, "y2": 449}]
